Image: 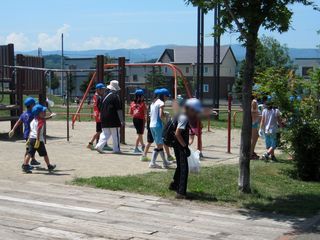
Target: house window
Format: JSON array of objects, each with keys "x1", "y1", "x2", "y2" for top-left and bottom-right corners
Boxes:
[
  {"x1": 203, "y1": 84, "x2": 209, "y2": 93},
  {"x1": 302, "y1": 67, "x2": 313, "y2": 77},
  {"x1": 133, "y1": 74, "x2": 138, "y2": 82},
  {"x1": 204, "y1": 67, "x2": 209, "y2": 73},
  {"x1": 186, "y1": 67, "x2": 190, "y2": 74},
  {"x1": 164, "y1": 67, "x2": 168, "y2": 73}
]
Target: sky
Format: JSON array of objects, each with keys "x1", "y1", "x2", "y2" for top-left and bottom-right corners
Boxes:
[{"x1": 0, "y1": 0, "x2": 319, "y2": 51}]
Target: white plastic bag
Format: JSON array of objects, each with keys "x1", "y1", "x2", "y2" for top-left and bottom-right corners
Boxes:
[{"x1": 188, "y1": 150, "x2": 201, "y2": 174}]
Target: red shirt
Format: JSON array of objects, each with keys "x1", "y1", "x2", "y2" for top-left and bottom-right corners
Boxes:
[
  {"x1": 93, "y1": 93, "x2": 102, "y2": 123},
  {"x1": 130, "y1": 101, "x2": 146, "y2": 120}
]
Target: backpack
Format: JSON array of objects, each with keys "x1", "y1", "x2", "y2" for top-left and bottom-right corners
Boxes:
[{"x1": 162, "y1": 116, "x2": 178, "y2": 147}]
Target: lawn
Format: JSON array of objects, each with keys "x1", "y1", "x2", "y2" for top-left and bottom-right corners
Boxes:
[{"x1": 73, "y1": 160, "x2": 320, "y2": 217}]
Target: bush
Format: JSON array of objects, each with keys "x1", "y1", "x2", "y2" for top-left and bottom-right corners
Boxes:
[{"x1": 287, "y1": 119, "x2": 320, "y2": 181}]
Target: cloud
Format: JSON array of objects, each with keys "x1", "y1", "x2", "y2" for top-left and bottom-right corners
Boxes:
[
  {"x1": 36, "y1": 24, "x2": 70, "y2": 50},
  {"x1": 3, "y1": 32, "x2": 30, "y2": 51},
  {"x1": 82, "y1": 36, "x2": 150, "y2": 50},
  {"x1": 1, "y1": 25, "x2": 150, "y2": 51}
]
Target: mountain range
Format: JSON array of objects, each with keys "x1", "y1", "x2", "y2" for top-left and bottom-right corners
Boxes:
[{"x1": 19, "y1": 44, "x2": 320, "y2": 63}]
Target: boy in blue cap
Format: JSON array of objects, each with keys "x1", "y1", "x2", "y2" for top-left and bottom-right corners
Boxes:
[
  {"x1": 9, "y1": 97, "x2": 41, "y2": 166},
  {"x1": 22, "y1": 104, "x2": 56, "y2": 173}
]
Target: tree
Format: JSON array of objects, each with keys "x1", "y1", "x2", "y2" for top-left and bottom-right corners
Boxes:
[
  {"x1": 145, "y1": 67, "x2": 168, "y2": 93},
  {"x1": 80, "y1": 72, "x2": 96, "y2": 93},
  {"x1": 233, "y1": 36, "x2": 293, "y2": 97},
  {"x1": 186, "y1": 0, "x2": 317, "y2": 193}
]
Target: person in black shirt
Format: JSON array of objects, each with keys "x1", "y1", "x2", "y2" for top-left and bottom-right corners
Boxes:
[
  {"x1": 95, "y1": 80, "x2": 124, "y2": 153},
  {"x1": 169, "y1": 98, "x2": 203, "y2": 199}
]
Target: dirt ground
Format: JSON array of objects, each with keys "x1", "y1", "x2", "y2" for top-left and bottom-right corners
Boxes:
[{"x1": 0, "y1": 120, "x2": 267, "y2": 183}]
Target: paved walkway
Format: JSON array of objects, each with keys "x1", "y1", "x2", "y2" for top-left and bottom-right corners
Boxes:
[{"x1": 0, "y1": 180, "x2": 310, "y2": 240}]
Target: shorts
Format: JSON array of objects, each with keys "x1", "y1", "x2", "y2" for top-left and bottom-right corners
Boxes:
[
  {"x1": 133, "y1": 118, "x2": 145, "y2": 135},
  {"x1": 27, "y1": 139, "x2": 48, "y2": 157},
  {"x1": 190, "y1": 127, "x2": 202, "y2": 137},
  {"x1": 147, "y1": 128, "x2": 154, "y2": 143},
  {"x1": 265, "y1": 133, "x2": 277, "y2": 149},
  {"x1": 96, "y1": 122, "x2": 102, "y2": 133},
  {"x1": 150, "y1": 127, "x2": 164, "y2": 145}
]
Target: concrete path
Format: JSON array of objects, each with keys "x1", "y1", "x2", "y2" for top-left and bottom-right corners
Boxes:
[{"x1": 0, "y1": 179, "x2": 309, "y2": 240}]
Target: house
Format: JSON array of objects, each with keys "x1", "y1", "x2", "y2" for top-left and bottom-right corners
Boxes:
[
  {"x1": 157, "y1": 46, "x2": 237, "y2": 104},
  {"x1": 293, "y1": 57, "x2": 320, "y2": 78}
]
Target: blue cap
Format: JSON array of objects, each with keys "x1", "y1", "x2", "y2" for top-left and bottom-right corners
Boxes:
[
  {"x1": 96, "y1": 83, "x2": 106, "y2": 89},
  {"x1": 32, "y1": 104, "x2": 47, "y2": 117},
  {"x1": 134, "y1": 89, "x2": 144, "y2": 96},
  {"x1": 185, "y1": 98, "x2": 203, "y2": 113},
  {"x1": 159, "y1": 88, "x2": 171, "y2": 97},
  {"x1": 24, "y1": 97, "x2": 36, "y2": 107},
  {"x1": 154, "y1": 89, "x2": 161, "y2": 95}
]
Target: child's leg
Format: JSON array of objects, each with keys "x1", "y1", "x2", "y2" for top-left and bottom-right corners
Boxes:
[
  {"x1": 164, "y1": 145, "x2": 172, "y2": 158},
  {"x1": 142, "y1": 142, "x2": 152, "y2": 157},
  {"x1": 135, "y1": 134, "x2": 140, "y2": 149},
  {"x1": 23, "y1": 154, "x2": 31, "y2": 165},
  {"x1": 44, "y1": 155, "x2": 50, "y2": 166},
  {"x1": 138, "y1": 134, "x2": 145, "y2": 147}
]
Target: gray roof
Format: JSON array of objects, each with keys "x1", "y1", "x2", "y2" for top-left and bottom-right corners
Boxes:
[{"x1": 158, "y1": 45, "x2": 234, "y2": 64}]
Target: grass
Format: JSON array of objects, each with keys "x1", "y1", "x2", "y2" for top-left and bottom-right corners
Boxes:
[{"x1": 73, "y1": 160, "x2": 320, "y2": 217}]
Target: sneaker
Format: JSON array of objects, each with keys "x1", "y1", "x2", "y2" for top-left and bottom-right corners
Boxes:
[
  {"x1": 103, "y1": 145, "x2": 113, "y2": 151},
  {"x1": 175, "y1": 193, "x2": 187, "y2": 200},
  {"x1": 22, "y1": 164, "x2": 32, "y2": 174},
  {"x1": 87, "y1": 142, "x2": 94, "y2": 150},
  {"x1": 48, "y1": 164, "x2": 56, "y2": 171},
  {"x1": 133, "y1": 147, "x2": 142, "y2": 154},
  {"x1": 167, "y1": 155, "x2": 175, "y2": 161},
  {"x1": 271, "y1": 155, "x2": 278, "y2": 162},
  {"x1": 96, "y1": 148, "x2": 105, "y2": 154},
  {"x1": 261, "y1": 153, "x2": 270, "y2": 161},
  {"x1": 30, "y1": 159, "x2": 41, "y2": 166},
  {"x1": 199, "y1": 152, "x2": 204, "y2": 159},
  {"x1": 149, "y1": 163, "x2": 162, "y2": 169},
  {"x1": 140, "y1": 156, "x2": 150, "y2": 162},
  {"x1": 163, "y1": 161, "x2": 173, "y2": 169}
]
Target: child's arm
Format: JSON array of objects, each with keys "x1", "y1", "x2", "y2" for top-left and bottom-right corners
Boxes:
[
  {"x1": 8, "y1": 119, "x2": 22, "y2": 138},
  {"x1": 159, "y1": 106, "x2": 164, "y2": 119}
]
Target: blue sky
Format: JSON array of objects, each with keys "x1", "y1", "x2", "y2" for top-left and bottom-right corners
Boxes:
[{"x1": 0, "y1": 0, "x2": 319, "y2": 51}]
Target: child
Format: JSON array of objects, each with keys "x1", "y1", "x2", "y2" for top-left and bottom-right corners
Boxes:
[
  {"x1": 259, "y1": 98, "x2": 282, "y2": 162},
  {"x1": 22, "y1": 104, "x2": 56, "y2": 173},
  {"x1": 169, "y1": 98, "x2": 202, "y2": 199},
  {"x1": 9, "y1": 97, "x2": 40, "y2": 166},
  {"x1": 251, "y1": 95, "x2": 261, "y2": 159},
  {"x1": 148, "y1": 88, "x2": 172, "y2": 169},
  {"x1": 87, "y1": 83, "x2": 109, "y2": 150},
  {"x1": 130, "y1": 89, "x2": 147, "y2": 153}
]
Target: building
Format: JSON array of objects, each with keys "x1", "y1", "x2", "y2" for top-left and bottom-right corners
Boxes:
[
  {"x1": 293, "y1": 58, "x2": 320, "y2": 78},
  {"x1": 157, "y1": 46, "x2": 237, "y2": 104}
]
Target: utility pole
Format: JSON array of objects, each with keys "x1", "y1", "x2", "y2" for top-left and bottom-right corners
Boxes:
[
  {"x1": 60, "y1": 33, "x2": 64, "y2": 96},
  {"x1": 213, "y1": 4, "x2": 221, "y2": 110},
  {"x1": 196, "y1": 7, "x2": 205, "y2": 100}
]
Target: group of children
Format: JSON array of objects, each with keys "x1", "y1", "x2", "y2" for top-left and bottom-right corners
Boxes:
[{"x1": 9, "y1": 97, "x2": 56, "y2": 173}]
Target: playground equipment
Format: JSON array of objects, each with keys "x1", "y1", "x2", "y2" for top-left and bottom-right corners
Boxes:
[{"x1": 0, "y1": 44, "x2": 46, "y2": 135}]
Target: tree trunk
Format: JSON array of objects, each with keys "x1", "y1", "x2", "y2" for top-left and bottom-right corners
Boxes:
[{"x1": 238, "y1": 34, "x2": 258, "y2": 193}]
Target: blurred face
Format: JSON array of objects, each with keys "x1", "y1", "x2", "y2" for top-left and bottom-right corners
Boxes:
[
  {"x1": 97, "y1": 88, "x2": 105, "y2": 96},
  {"x1": 163, "y1": 95, "x2": 169, "y2": 102},
  {"x1": 185, "y1": 107, "x2": 198, "y2": 119}
]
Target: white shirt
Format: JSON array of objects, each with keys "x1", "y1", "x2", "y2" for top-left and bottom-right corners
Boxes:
[
  {"x1": 29, "y1": 118, "x2": 45, "y2": 141},
  {"x1": 262, "y1": 108, "x2": 280, "y2": 134},
  {"x1": 149, "y1": 99, "x2": 164, "y2": 128}
]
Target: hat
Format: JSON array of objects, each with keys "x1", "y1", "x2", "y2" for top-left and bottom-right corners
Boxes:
[
  {"x1": 185, "y1": 98, "x2": 203, "y2": 113},
  {"x1": 159, "y1": 88, "x2": 171, "y2": 97},
  {"x1": 96, "y1": 83, "x2": 106, "y2": 89},
  {"x1": 24, "y1": 97, "x2": 36, "y2": 107},
  {"x1": 134, "y1": 89, "x2": 144, "y2": 96},
  {"x1": 107, "y1": 80, "x2": 120, "y2": 91},
  {"x1": 154, "y1": 89, "x2": 161, "y2": 95},
  {"x1": 32, "y1": 104, "x2": 47, "y2": 117}
]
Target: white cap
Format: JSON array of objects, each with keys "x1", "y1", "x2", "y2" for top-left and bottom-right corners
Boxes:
[{"x1": 107, "y1": 80, "x2": 120, "y2": 91}]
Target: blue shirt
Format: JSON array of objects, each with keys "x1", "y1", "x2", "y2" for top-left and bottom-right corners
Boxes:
[{"x1": 19, "y1": 110, "x2": 34, "y2": 140}]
